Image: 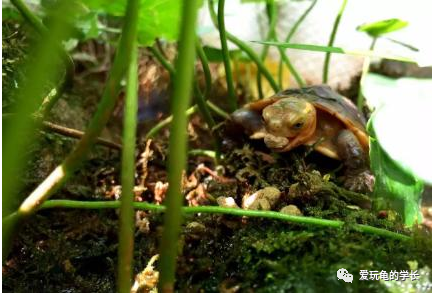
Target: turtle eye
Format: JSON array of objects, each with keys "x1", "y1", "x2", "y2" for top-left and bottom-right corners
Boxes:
[{"x1": 293, "y1": 122, "x2": 304, "y2": 129}]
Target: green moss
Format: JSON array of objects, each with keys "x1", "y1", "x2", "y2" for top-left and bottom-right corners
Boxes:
[{"x1": 176, "y1": 218, "x2": 431, "y2": 292}]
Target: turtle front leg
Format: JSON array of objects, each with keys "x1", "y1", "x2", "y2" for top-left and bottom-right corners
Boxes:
[{"x1": 336, "y1": 129, "x2": 374, "y2": 194}]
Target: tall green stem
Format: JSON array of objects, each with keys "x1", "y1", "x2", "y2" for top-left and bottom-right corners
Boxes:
[
  {"x1": 322, "y1": 0, "x2": 348, "y2": 83},
  {"x1": 208, "y1": 0, "x2": 280, "y2": 93},
  {"x1": 10, "y1": 0, "x2": 75, "y2": 114},
  {"x1": 13, "y1": 0, "x2": 140, "y2": 219},
  {"x1": 2, "y1": 1, "x2": 79, "y2": 261},
  {"x1": 149, "y1": 46, "x2": 175, "y2": 78},
  {"x1": 257, "y1": 0, "x2": 277, "y2": 98},
  {"x1": 117, "y1": 41, "x2": 139, "y2": 292},
  {"x1": 150, "y1": 43, "x2": 221, "y2": 160},
  {"x1": 39, "y1": 200, "x2": 411, "y2": 242},
  {"x1": 196, "y1": 41, "x2": 212, "y2": 98},
  {"x1": 356, "y1": 37, "x2": 377, "y2": 111},
  {"x1": 157, "y1": 0, "x2": 198, "y2": 292},
  {"x1": 278, "y1": 0, "x2": 317, "y2": 87},
  {"x1": 217, "y1": 0, "x2": 237, "y2": 111}
]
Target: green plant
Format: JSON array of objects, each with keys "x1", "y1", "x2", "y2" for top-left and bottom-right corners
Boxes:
[
  {"x1": 3, "y1": 0, "x2": 140, "y2": 263},
  {"x1": 208, "y1": 0, "x2": 280, "y2": 93},
  {"x1": 356, "y1": 18, "x2": 409, "y2": 110},
  {"x1": 277, "y1": 0, "x2": 317, "y2": 87},
  {"x1": 157, "y1": 0, "x2": 199, "y2": 291},
  {"x1": 363, "y1": 73, "x2": 431, "y2": 226},
  {"x1": 2, "y1": 0, "x2": 429, "y2": 292},
  {"x1": 39, "y1": 200, "x2": 411, "y2": 241},
  {"x1": 323, "y1": 0, "x2": 348, "y2": 83},
  {"x1": 117, "y1": 2, "x2": 139, "y2": 290}
]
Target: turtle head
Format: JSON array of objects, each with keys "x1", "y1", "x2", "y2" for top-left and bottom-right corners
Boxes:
[{"x1": 262, "y1": 97, "x2": 316, "y2": 140}]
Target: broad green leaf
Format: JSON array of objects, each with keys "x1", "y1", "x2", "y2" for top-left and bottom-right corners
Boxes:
[
  {"x1": 253, "y1": 41, "x2": 416, "y2": 63},
  {"x1": 363, "y1": 72, "x2": 431, "y2": 226},
  {"x1": 83, "y1": 0, "x2": 182, "y2": 46},
  {"x1": 74, "y1": 12, "x2": 101, "y2": 40},
  {"x1": 362, "y1": 73, "x2": 432, "y2": 184},
  {"x1": 367, "y1": 116, "x2": 424, "y2": 227},
  {"x1": 2, "y1": 7, "x2": 23, "y2": 21},
  {"x1": 357, "y1": 18, "x2": 408, "y2": 38}
]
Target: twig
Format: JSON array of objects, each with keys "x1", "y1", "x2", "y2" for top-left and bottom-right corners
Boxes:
[
  {"x1": 3, "y1": 114, "x2": 121, "y2": 150},
  {"x1": 196, "y1": 164, "x2": 236, "y2": 184},
  {"x1": 42, "y1": 121, "x2": 122, "y2": 150}
]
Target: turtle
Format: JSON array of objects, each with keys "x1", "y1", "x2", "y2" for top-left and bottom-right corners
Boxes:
[{"x1": 231, "y1": 85, "x2": 374, "y2": 193}]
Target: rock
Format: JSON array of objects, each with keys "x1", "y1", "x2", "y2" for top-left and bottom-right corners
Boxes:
[
  {"x1": 217, "y1": 197, "x2": 240, "y2": 209},
  {"x1": 280, "y1": 205, "x2": 303, "y2": 216},
  {"x1": 242, "y1": 187, "x2": 281, "y2": 210}
]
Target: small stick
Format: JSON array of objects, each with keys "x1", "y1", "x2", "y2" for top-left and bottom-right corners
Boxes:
[{"x1": 41, "y1": 121, "x2": 122, "y2": 150}]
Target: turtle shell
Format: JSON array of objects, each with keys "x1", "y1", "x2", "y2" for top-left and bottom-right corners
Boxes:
[{"x1": 244, "y1": 85, "x2": 369, "y2": 158}]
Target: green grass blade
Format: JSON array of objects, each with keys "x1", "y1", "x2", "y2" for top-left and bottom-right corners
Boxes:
[{"x1": 253, "y1": 42, "x2": 416, "y2": 63}]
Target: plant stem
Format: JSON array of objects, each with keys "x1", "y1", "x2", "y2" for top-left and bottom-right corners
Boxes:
[
  {"x1": 188, "y1": 149, "x2": 217, "y2": 159},
  {"x1": 2, "y1": 1, "x2": 79, "y2": 261},
  {"x1": 280, "y1": 52, "x2": 305, "y2": 87},
  {"x1": 256, "y1": 0, "x2": 277, "y2": 98},
  {"x1": 196, "y1": 40, "x2": 212, "y2": 98},
  {"x1": 286, "y1": 0, "x2": 317, "y2": 44},
  {"x1": 322, "y1": 0, "x2": 348, "y2": 83},
  {"x1": 207, "y1": 101, "x2": 230, "y2": 120},
  {"x1": 217, "y1": 0, "x2": 237, "y2": 111},
  {"x1": 278, "y1": 0, "x2": 317, "y2": 87},
  {"x1": 150, "y1": 41, "x2": 221, "y2": 161},
  {"x1": 208, "y1": 0, "x2": 280, "y2": 93},
  {"x1": 15, "y1": 0, "x2": 140, "y2": 217},
  {"x1": 356, "y1": 37, "x2": 377, "y2": 111},
  {"x1": 10, "y1": 0, "x2": 75, "y2": 113},
  {"x1": 149, "y1": 46, "x2": 175, "y2": 78},
  {"x1": 117, "y1": 39, "x2": 139, "y2": 292},
  {"x1": 2, "y1": 113, "x2": 122, "y2": 150},
  {"x1": 10, "y1": 0, "x2": 45, "y2": 32},
  {"x1": 144, "y1": 100, "x2": 230, "y2": 140},
  {"x1": 39, "y1": 200, "x2": 411, "y2": 241},
  {"x1": 157, "y1": 0, "x2": 198, "y2": 291},
  {"x1": 145, "y1": 106, "x2": 198, "y2": 139},
  {"x1": 194, "y1": 84, "x2": 222, "y2": 162}
]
